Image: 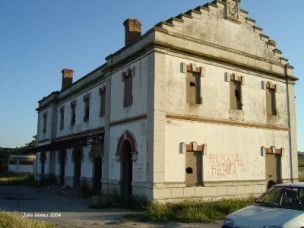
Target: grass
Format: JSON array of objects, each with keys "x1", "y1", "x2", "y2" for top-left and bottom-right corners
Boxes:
[
  {"x1": 0, "y1": 172, "x2": 35, "y2": 186},
  {"x1": 0, "y1": 211, "x2": 55, "y2": 228},
  {"x1": 132, "y1": 198, "x2": 254, "y2": 223},
  {"x1": 90, "y1": 195, "x2": 254, "y2": 224}
]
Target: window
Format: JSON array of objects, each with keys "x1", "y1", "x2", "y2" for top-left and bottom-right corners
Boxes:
[
  {"x1": 70, "y1": 100, "x2": 76, "y2": 126},
  {"x1": 228, "y1": 73, "x2": 243, "y2": 110},
  {"x1": 42, "y1": 111, "x2": 48, "y2": 133},
  {"x1": 186, "y1": 72, "x2": 201, "y2": 104},
  {"x1": 182, "y1": 63, "x2": 204, "y2": 105},
  {"x1": 83, "y1": 93, "x2": 90, "y2": 122},
  {"x1": 231, "y1": 81, "x2": 242, "y2": 110},
  {"x1": 99, "y1": 86, "x2": 106, "y2": 117},
  {"x1": 266, "y1": 82, "x2": 277, "y2": 115},
  {"x1": 122, "y1": 67, "x2": 134, "y2": 107},
  {"x1": 59, "y1": 106, "x2": 64, "y2": 129}
]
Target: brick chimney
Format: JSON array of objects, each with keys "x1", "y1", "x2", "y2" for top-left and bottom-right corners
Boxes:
[
  {"x1": 123, "y1": 18, "x2": 142, "y2": 46},
  {"x1": 61, "y1": 68, "x2": 74, "y2": 90}
]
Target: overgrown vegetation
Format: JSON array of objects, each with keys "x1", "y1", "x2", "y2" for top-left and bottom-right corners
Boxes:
[
  {"x1": 0, "y1": 172, "x2": 35, "y2": 186},
  {"x1": 37, "y1": 174, "x2": 58, "y2": 187},
  {"x1": 88, "y1": 193, "x2": 253, "y2": 223},
  {"x1": 88, "y1": 194, "x2": 148, "y2": 210},
  {"x1": 0, "y1": 211, "x2": 54, "y2": 228},
  {"x1": 135, "y1": 198, "x2": 253, "y2": 223}
]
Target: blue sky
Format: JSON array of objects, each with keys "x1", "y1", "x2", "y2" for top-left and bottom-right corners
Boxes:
[{"x1": 0, "y1": 0, "x2": 303, "y2": 152}]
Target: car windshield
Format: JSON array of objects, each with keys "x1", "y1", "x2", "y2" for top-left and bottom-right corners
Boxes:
[{"x1": 255, "y1": 186, "x2": 304, "y2": 211}]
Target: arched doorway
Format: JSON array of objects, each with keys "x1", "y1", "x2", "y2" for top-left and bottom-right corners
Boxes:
[
  {"x1": 72, "y1": 147, "x2": 82, "y2": 187},
  {"x1": 90, "y1": 140, "x2": 103, "y2": 193},
  {"x1": 117, "y1": 131, "x2": 137, "y2": 199},
  {"x1": 121, "y1": 140, "x2": 133, "y2": 199}
]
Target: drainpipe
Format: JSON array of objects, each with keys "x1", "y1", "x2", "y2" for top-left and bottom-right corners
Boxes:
[{"x1": 285, "y1": 64, "x2": 293, "y2": 182}]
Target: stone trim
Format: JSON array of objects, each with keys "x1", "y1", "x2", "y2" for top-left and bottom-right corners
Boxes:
[
  {"x1": 166, "y1": 114, "x2": 289, "y2": 131},
  {"x1": 56, "y1": 127, "x2": 104, "y2": 142},
  {"x1": 115, "y1": 130, "x2": 138, "y2": 161},
  {"x1": 110, "y1": 114, "x2": 147, "y2": 127},
  {"x1": 38, "y1": 138, "x2": 50, "y2": 144}
]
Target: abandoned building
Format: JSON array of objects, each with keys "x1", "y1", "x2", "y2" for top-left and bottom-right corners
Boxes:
[{"x1": 34, "y1": 0, "x2": 298, "y2": 201}]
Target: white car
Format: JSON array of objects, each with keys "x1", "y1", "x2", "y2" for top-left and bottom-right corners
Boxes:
[{"x1": 222, "y1": 183, "x2": 304, "y2": 228}]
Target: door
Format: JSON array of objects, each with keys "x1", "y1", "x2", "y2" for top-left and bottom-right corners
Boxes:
[
  {"x1": 185, "y1": 151, "x2": 203, "y2": 186},
  {"x1": 121, "y1": 141, "x2": 132, "y2": 199},
  {"x1": 73, "y1": 148, "x2": 82, "y2": 187},
  {"x1": 265, "y1": 154, "x2": 282, "y2": 187},
  {"x1": 59, "y1": 150, "x2": 66, "y2": 186},
  {"x1": 93, "y1": 157, "x2": 102, "y2": 193}
]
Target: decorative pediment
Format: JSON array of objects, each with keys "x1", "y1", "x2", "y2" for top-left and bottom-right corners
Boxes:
[
  {"x1": 224, "y1": 0, "x2": 241, "y2": 23},
  {"x1": 153, "y1": 0, "x2": 291, "y2": 70}
]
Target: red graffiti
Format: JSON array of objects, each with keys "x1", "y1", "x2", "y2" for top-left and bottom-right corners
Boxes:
[{"x1": 208, "y1": 154, "x2": 243, "y2": 176}]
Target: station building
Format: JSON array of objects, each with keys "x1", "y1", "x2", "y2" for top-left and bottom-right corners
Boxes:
[{"x1": 34, "y1": 0, "x2": 298, "y2": 201}]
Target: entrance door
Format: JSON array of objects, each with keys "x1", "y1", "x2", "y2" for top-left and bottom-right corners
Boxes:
[
  {"x1": 265, "y1": 154, "x2": 282, "y2": 187},
  {"x1": 73, "y1": 148, "x2": 82, "y2": 187},
  {"x1": 121, "y1": 141, "x2": 132, "y2": 199},
  {"x1": 93, "y1": 157, "x2": 102, "y2": 193},
  {"x1": 185, "y1": 152, "x2": 203, "y2": 186},
  {"x1": 59, "y1": 150, "x2": 66, "y2": 186}
]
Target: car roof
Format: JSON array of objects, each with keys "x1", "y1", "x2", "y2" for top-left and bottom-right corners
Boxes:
[{"x1": 274, "y1": 182, "x2": 304, "y2": 188}]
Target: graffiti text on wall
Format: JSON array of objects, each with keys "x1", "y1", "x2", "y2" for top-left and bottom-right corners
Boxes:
[{"x1": 208, "y1": 153, "x2": 244, "y2": 176}]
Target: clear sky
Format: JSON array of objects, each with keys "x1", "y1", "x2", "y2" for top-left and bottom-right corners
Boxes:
[{"x1": 0, "y1": 0, "x2": 303, "y2": 151}]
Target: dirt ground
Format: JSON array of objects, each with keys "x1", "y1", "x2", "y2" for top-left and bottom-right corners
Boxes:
[{"x1": 0, "y1": 186, "x2": 223, "y2": 227}]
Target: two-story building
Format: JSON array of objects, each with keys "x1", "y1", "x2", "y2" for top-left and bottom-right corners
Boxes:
[{"x1": 34, "y1": 0, "x2": 298, "y2": 201}]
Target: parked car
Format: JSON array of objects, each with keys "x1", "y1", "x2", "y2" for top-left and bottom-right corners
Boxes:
[{"x1": 222, "y1": 183, "x2": 304, "y2": 228}]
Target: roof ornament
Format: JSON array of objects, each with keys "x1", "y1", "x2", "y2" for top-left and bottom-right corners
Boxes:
[{"x1": 225, "y1": 0, "x2": 241, "y2": 23}]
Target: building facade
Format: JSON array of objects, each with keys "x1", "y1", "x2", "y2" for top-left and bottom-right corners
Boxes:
[
  {"x1": 8, "y1": 155, "x2": 35, "y2": 173},
  {"x1": 35, "y1": 0, "x2": 298, "y2": 201}
]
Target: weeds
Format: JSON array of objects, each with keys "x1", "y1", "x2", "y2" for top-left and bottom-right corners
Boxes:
[
  {"x1": 138, "y1": 197, "x2": 254, "y2": 223},
  {"x1": 0, "y1": 172, "x2": 35, "y2": 186},
  {"x1": 0, "y1": 211, "x2": 54, "y2": 228}
]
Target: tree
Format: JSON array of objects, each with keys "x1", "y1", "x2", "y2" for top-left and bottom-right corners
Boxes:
[{"x1": 25, "y1": 135, "x2": 37, "y2": 149}]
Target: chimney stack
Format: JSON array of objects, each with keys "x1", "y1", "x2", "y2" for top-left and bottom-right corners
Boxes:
[
  {"x1": 61, "y1": 68, "x2": 74, "y2": 90},
  {"x1": 123, "y1": 18, "x2": 142, "y2": 46}
]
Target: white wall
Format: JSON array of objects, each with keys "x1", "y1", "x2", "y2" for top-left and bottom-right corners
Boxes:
[
  {"x1": 110, "y1": 57, "x2": 148, "y2": 122},
  {"x1": 108, "y1": 120, "x2": 147, "y2": 182},
  {"x1": 165, "y1": 119, "x2": 290, "y2": 182},
  {"x1": 56, "y1": 83, "x2": 106, "y2": 139}
]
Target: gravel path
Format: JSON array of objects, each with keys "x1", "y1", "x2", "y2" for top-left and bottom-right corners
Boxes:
[{"x1": 0, "y1": 186, "x2": 223, "y2": 227}]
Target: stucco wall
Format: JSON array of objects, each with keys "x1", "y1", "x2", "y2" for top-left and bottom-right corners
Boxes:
[
  {"x1": 108, "y1": 120, "x2": 148, "y2": 183},
  {"x1": 165, "y1": 119, "x2": 290, "y2": 183},
  {"x1": 110, "y1": 57, "x2": 148, "y2": 123}
]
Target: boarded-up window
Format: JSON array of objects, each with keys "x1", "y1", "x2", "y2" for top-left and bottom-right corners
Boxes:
[
  {"x1": 266, "y1": 88, "x2": 277, "y2": 115},
  {"x1": 186, "y1": 72, "x2": 201, "y2": 104},
  {"x1": 124, "y1": 74, "x2": 133, "y2": 107},
  {"x1": 70, "y1": 101, "x2": 76, "y2": 126},
  {"x1": 99, "y1": 87, "x2": 106, "y2": 117},
  {"x1": 42, "y1": 112, "x2": 48, "y2": 133},
  {"x1": 83, "y1": 94, "x2": 90, "y2": 122},
  {"x1": 59, "y1": 106, "x2": 64, "y2": 129},
  {"x1": 230, "y1": 81, "x2": 242, "y2": 110}
]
